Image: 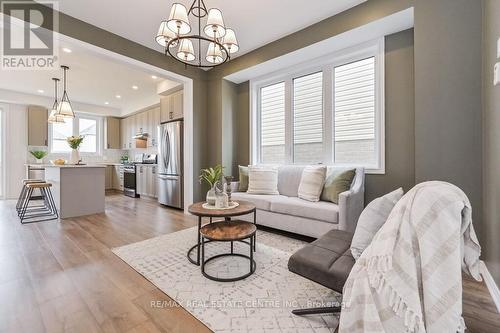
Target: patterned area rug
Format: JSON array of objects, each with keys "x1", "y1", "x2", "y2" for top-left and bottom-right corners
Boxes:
[{"x1": 112, "y1": 227, "x2": 341, "y2": 333}]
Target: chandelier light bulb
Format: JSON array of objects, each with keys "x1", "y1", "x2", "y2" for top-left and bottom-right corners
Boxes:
[
  {"x1": 206, "y1": 42, "x2": 223, "y2": 64},
  {"x1": 222, "y1": 28, "x2": 238, "y2": 54},
  {"x1": 156, "y1": 21, "x2": 178, "y2": 48},
  {"x1": 177, "y1": 39, "x2": 195, "y2": 61},
  {"x1": 204, "y1": 8, "x2": 226, "y2": 38},
  {"x1": 167, "y1": 3, "x2": 191, "y2": 35}
]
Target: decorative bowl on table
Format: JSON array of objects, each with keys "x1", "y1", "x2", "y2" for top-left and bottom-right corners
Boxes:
[{"x1": 50, "y1": 159, "x2": 66, "y2": 165}]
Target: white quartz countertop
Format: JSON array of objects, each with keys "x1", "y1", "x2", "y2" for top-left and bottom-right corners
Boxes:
[
  {"x1": 25, "y1": 162, "x2": 123, "y2": 167},
  {"x1": 44, "y1": 164, "x2": 107, "y2": 168}
]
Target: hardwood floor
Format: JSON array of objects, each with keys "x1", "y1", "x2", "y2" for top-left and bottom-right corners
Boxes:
[{"x1": 0, "y1": 192, "x2": 498, "y2": 333}]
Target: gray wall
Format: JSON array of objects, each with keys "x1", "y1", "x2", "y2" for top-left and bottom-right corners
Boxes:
[
  {"x1": 414, "y1": 0, "x2": 483, "y2": 227},
  {"x1": 482, "y1": 0, "x2": 500, "y2": 286},
  {"x1": 365, "y1": 29, "x2": 415, "y2": 203}
]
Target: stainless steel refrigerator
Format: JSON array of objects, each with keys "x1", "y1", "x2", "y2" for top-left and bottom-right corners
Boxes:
[{"x1": 157, "y1": 120, "x2": 183, "y2": 208}]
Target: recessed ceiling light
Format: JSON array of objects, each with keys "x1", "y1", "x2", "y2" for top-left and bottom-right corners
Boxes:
[
  {"x1": 115, "y1": 95, "x2": 121, "y2": 99},
  {"x1": 151, "y1": 75, "x2": 158, "y2": 79},
  {"x1": 37, "y1": 89, "x2": 44, "y2": 93},
  {"x1": 132, "y1": 85, "x2": 138, "y2": 90},
  {"x1": 104, "y1": 102, "x2": 109, "y2": 105},
  {"x1": 62, "y1": 48, "x2": 72, "y2": 53}
]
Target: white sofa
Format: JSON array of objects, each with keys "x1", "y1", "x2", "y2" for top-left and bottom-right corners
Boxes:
[{"x1": 230, "y1": 165, "x2": 365, "y2": 238}]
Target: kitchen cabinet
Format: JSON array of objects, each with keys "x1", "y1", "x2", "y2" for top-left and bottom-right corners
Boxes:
[
  {"x1": 105, "y1": 117, "x2": 121, "y2": 149},
  {"x1": 160, "y1": 90, "x2": 183, "y2": 123},
  {"x1": 136, "y1": 164, "x2": 157, "y2": 197},
  {"x1": 113, "y1": 165, "x2": 123, "y2": 190},
  {"x1": 120, "y1": 104, "x2": 162, "y2": 150},
  {"x1": 28, "y1": 105, "x2": 48, "y2": 146},
  {"x1": 146, "y1": 107, "x2": 160, "y2": 147},
  {"x1": 105, "y1": 166, "x2": 114, "y2": 190},
  {"x1": 127, "y1": 114, "x2": 136, "y2": 149},
  {"x1": 120, "y1": 118, "x2": 127, "y2": 149}
]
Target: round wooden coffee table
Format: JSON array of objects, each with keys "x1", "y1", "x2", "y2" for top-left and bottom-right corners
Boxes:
[
  {"x1": 187, "y1": 200, "x2": 256, "y2": 266},
  {"x1": 200, "y1": 220, "x2": 257, "y2": 282}
]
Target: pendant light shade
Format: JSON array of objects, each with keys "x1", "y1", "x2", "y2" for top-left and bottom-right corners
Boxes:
[
  {"x1": 156, "y1": 21, "x2": 177, "y2": 47},
  {"x1": 177, "y1": 39, "x2": 195, "y2": 61},
  {"x1": 167, "y1": 3, "x2": 191, "y2": 35},
  {"x1": 48, "y1": 78, "x2": 65, "y2": 124},
  {"x1": 206, "y1": 42, "x2": 223, "y2": 64},
  {"x1": 222, "y1": 28, "x2": 238, "y2": 54},
  {"x1": 204, "y1": 8, "x2": 226, "y2": 38},
  {"x1": 56, "y1": 65, "x2": 75, "y2": 118}
]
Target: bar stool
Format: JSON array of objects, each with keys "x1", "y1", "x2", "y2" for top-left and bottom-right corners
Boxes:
[
  {"x1": 19, "y1": 182, "x2": 59, "y2": 224},
  {"x1": 16, "y1": 179, "x2": 45, "y2": 214}
]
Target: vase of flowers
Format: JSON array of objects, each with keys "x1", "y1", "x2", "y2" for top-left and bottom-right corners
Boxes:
[
  {"x1": 29, "y1": 150, "x2": 48, "y2": 164},
  {"x1": 199, "y1": 165, "x2": 223, "y2": 206},
  {"x1": 67, "y1": 135, "x2": 84, "y2": 165}
]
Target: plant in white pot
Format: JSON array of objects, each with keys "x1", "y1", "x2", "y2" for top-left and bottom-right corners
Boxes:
[
  {"x1": 67, "y1": 135, "x2": 84, "y2": 164},
  {"x1": 199, "y1": 165, "x2": 223, "y2": 206},
  {"x1": 30, "y1": 150, "x2": 48, "y2": 164}
]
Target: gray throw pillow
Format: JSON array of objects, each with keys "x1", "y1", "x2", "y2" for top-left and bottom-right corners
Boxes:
[{"x1": 350, "y1": 188, "x2": 404, "y2": 260}]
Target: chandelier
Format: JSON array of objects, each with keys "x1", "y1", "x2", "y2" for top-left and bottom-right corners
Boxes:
[{"x1": 156, "y1": 0, "x2": 239, "y2": 68}]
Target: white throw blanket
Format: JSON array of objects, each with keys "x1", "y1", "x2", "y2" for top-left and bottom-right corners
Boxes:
[{"x1": 339, "y1": 181, "x2": 481, "y2": 333}]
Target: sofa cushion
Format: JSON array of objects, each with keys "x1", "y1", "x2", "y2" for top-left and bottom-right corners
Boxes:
[
  {"x1": 231, "y1": 192, "x2": 284, "y2": 211},
  {"x1": 270, "y1": 196, "x2": 339, "y2": 223},
  {"x1": 298, "y1": 165, "x2": 327, "y2": 202},
  {"x1": 321, "y1": 169, "x2": 356, "y2": 204},
  {"x1": 277, "y1": 165, "x2": 305, "y2": 197},
  {"x1": 238, "y1": 165, "x2": 249, "y2": 192},
  {"x1": 247, "y1": 166, "x2": 279, "y2": 195}
]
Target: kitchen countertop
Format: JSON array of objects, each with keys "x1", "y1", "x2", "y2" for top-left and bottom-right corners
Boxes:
[
  {"x1": 25, "y1": 162, "x2": 123, "y2": 167},
  {"x1": 44, "y1": 164, "x2": 106, "y2": 168}
]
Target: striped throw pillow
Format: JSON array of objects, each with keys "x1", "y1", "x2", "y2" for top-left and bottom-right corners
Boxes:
[
  {"x1": 298, "y1": 166, "x2": 327, "y2": 202},
  {"x1": 247, "y1": 167, "x2": 279, "y2": 195}
]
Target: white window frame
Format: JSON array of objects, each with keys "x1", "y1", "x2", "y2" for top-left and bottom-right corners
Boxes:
[
  {"x1": 49, "y1": 113, "x2": 104, "y2": 156},
  {"x1": 250, "y1": 38, "x2": 385, "y2": 174}
]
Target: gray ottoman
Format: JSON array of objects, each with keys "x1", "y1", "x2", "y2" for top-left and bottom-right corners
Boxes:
[{"x1": 288, "y1": 229, "x2": 355, "y2": 315}]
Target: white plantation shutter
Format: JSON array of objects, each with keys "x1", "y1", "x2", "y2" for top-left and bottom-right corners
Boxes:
[
  {"x1": 260, "y1": 82, "x2": 285, "y2": 146},
  {"x1": 293, "y1": 72, "x2": 323, "y2": 163},
  {"x1": 334, "y1": 57, "x2": 375, "y2": 142}
]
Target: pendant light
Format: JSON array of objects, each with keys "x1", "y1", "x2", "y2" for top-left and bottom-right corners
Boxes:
[
  {"x1": 56, "y1": 65, "x2": 75, "y2": 118},
  {"x1": 48, "y1": 78, "x2": 65, "y2": 123}
]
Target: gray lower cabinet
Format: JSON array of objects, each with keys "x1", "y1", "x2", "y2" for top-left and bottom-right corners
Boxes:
[
  {"x1": 113, "y1": 165, "x2": 123, "y2": 190},
  {"x1": 136, "y1": 165, "x2": 157, "y2": 198}
]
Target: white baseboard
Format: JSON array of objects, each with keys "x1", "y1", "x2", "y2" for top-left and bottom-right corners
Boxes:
[{"x1": 479, "y1": 260, "x2": 500, "y2": 313}]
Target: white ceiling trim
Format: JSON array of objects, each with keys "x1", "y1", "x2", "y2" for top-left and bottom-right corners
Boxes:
[{"x1": 224, "y1": 8, "x2": 414, "y2": 84}]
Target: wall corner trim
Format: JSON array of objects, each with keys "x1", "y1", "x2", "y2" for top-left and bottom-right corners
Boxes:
[{"x1": 479, "y1": 260, "x2": 500, "y2": 313}]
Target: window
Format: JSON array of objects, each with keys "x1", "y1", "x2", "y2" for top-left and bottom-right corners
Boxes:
[
  {"x1": 252, "y1": 39, "x2": 384, "y2": 173},
  {"x1": 50, "y1": 114, "x2": 101, "y2": 154},
  {"x1": 78, "y1": 118, "x2": 97, "y2": 153},
  {"x1": 293, "y1": 72, "x2": 323, "y2": 164},
  {"x1": 260, "y1": 82, "x2": 286, "y2": 164}
]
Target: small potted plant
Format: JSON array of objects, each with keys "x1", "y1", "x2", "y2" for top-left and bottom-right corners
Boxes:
[
  {"x1": 29, "y1": 150, "x2": 48, "y2": 164},
  {"x1": 67, "y1": 135, "x2": 84, "y2": 164},
  {"x1": 199, "y1": 165, "x2": 223, "y2": 206}
]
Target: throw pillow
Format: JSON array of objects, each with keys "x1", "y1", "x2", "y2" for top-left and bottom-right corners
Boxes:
[
  {"x1": 350, "y1": 188, "x2": 404, "y2": 260},
  {"x1": 238, "y1": 165, "x2": 249, "y2": 192},
  {"x1": 247, "y1": 166, "x2": 279, "y2": 195},
  {"x1": 321, "y1": 169, "x2": 356, "y2": 204},
  {"x1": 298, "y1": 166, "x2": 327, "y2": 202}
]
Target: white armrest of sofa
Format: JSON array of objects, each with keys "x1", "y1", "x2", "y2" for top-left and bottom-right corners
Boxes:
[{"x1": 337, "y1": 167, "x2": 365, "y2": 233}]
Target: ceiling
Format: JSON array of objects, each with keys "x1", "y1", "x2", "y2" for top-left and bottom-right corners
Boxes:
[
  {"x1": 0, "y1": 32, "x2": 179, "y2": 115},
  {"x1": 54, "y1": 0, "x2": 366, "y2": 58}
]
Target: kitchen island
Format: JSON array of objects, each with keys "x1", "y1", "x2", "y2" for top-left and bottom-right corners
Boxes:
[{"x1": 44, "y1": 165, "x2": 106, "y2": 218}]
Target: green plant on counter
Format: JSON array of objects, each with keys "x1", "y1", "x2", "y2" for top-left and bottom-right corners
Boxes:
[
  {"x1": 120, "y1": 154, "x2": 129, "y2": 162},
  {"x1": 29, "y1": 150, "x2": 48, "y2": 159},
  {"x1": 199, "y1": 165, "x2": 224, "y2": 188}
]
